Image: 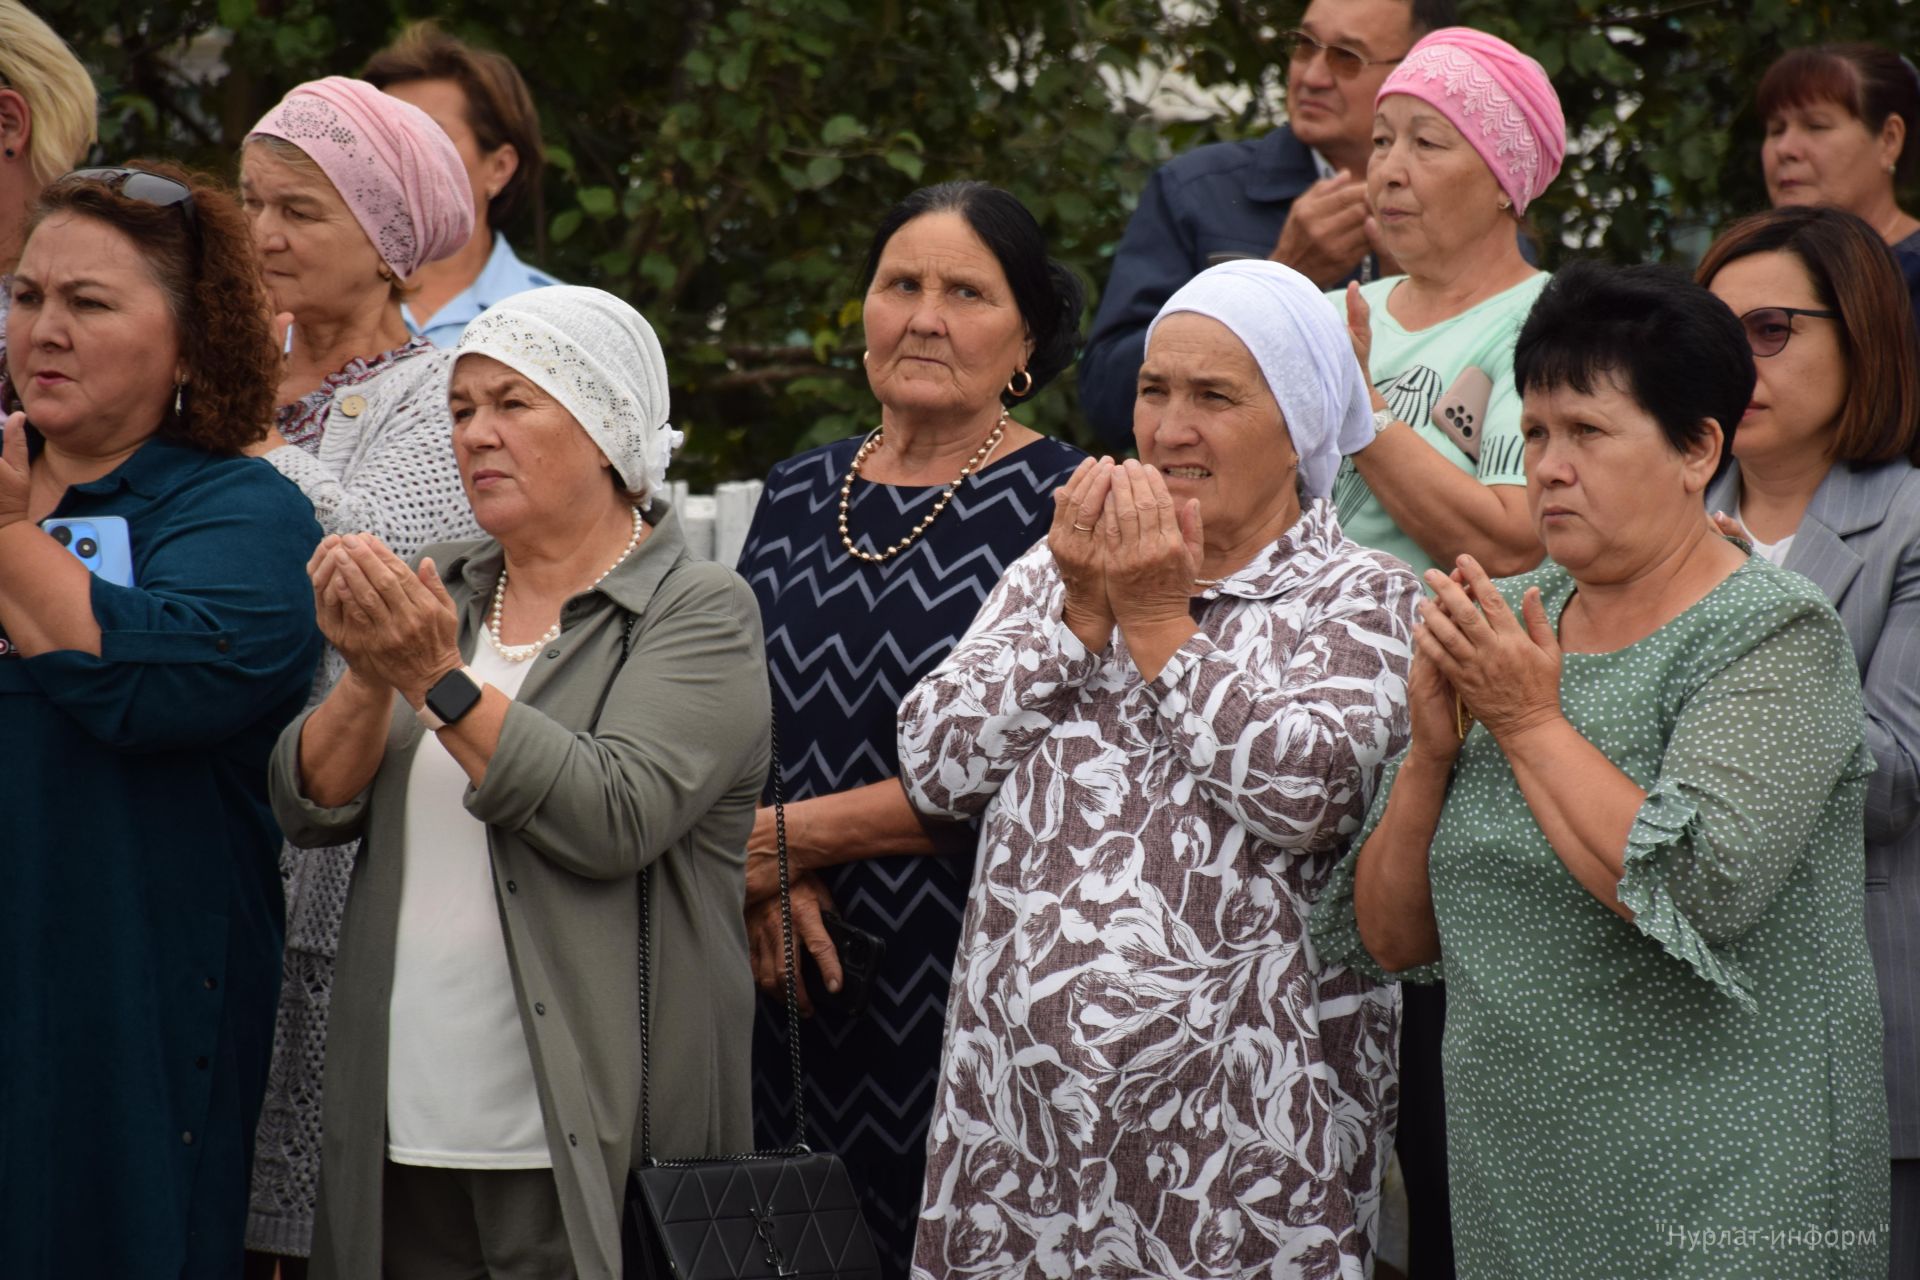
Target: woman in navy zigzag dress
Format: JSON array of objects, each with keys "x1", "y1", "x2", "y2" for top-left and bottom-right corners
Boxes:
[{"x1": 736, "y1": 181, "x2": 1087, "y2": 1275}]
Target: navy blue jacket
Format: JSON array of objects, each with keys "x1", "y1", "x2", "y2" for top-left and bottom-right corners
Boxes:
[
  {"x1": 1079, "y1": 125, "x2": 1362, "y2": 445},
  {"x1": 0, "y1": 437, "x2": 321, "y2": 1278}
]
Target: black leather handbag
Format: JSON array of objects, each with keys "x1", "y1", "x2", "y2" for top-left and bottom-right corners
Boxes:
[{"x1": 621, "y1": 711, "x2": 882, "y2": 1280}]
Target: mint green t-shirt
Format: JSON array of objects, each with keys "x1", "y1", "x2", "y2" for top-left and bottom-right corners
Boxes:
[{"x1": 1325, "y1": 271, "x2": 1549, "y2": 576}]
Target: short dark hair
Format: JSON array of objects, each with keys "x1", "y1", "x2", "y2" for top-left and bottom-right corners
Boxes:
[
  {"x1": 1757, "y1": 43, "x2": 1920, "y2": 182},
  {"x1": 861, "y1": 181, "x2": 1086, "y2": 405},
  {"x1": 1513, "y1": 260, "x2": 1755, "y2": 478},
  {"x1": 363, "y1": 21, "x2": 545, "y2": 228},
  {"x1": 1697, "y1": 205, "x2": 1920, "y2": 466},
  {"x1": 1407, "y1": 0, "x2": 1459, "y2": 38},
  {"x1": 30, "y1": 161, "x2": 277, "y2": 453}
]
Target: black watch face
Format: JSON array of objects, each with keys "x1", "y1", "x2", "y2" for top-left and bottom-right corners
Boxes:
[{"x1": 426, "y1": 669, "x2": 483, "y2": 725}]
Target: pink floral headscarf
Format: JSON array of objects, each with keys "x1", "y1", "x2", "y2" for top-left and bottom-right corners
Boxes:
[
  {"x1": 1377, "y1": 28, "x2": 1568, "y2": 215},
  {"x1": 248, "y1": 76, "x2": 473, "y2": 278}
]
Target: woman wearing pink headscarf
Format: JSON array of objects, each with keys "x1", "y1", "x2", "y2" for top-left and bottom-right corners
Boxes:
[
  {"x1": 1323, "y1": 27, "x2": 1567, "y2": 1277},
  {"x1": 238, "y1": 75, "x2": 484, "y2": 1279}
]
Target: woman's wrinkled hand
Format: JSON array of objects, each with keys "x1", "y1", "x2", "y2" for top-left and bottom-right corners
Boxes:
[
  {"x1": 744, "y1": 803, "x2": 808, "y2": 907},
  {"x1": 1407, "y1": 621, "x2": 1466, "y2": 769},
  {"x1": 1419, "y1": 555, "x2": 1563, "y2": 747},
  {"x1": 1048, "y1": 456, "x2": 1117, "y2": 652},
  {"x1": 1344, "y1": 283, "x2": 1375, "y2": 385},
  {"x1": 1103, "y1": 459, "x2": 1202, "y2": 630},
  {"x1": 746, "y1": 873, "x2": 842, "y2": 1018},
  {"x1": 0, "y1": 412, "x2": 30, "y2": 530},
  {"x1": 309, "y1": 533, "x2": 463, "y2": 701}
]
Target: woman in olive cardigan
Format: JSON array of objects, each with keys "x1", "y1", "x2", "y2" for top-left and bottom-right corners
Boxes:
[{"x1": 271, "y1": 287, "x2": 764, "y2": 1279}]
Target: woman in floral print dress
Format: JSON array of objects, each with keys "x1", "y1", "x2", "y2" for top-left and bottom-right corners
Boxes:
[{"x1": 899, "y1": 261, "x2": 1420, "y2": 1279}]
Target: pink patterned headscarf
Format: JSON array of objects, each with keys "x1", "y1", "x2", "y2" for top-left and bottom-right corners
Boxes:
[
  {"x1": 1376, "y1": 28, "x2": 1567, "y2": 215},
  {"x1": 248, "y1": 76, "x2": 473, "y2": 278}
]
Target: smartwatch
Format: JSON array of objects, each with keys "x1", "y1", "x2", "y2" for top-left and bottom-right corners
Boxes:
[{"x1": 417, "y1": 666, "x2": 484, "y2": 731}]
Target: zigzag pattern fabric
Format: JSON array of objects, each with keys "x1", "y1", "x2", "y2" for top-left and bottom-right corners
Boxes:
[{"x1": 737, "y1": 433, "x2": 1084, "y2": 1274}]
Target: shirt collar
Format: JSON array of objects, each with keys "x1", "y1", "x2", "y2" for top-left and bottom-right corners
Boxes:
[
  {"x1": 444, "y1": 496, "x2": 693, "y2": 621},
  {"x1": 1194, "y1": 498, "x2": 1346, "y2": 602},
  {"x1": 405, "y1": 234, "x2": 546, "y2": 336}
]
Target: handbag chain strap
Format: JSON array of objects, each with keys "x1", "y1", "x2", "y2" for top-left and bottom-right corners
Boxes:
[{"x1": 636, "y1": 641, "x2": 808, "y2": 1162}]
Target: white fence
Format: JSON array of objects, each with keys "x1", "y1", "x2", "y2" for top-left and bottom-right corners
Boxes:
[{"x1": 668, "y1": 480, "x2": 765, "y2": 567}]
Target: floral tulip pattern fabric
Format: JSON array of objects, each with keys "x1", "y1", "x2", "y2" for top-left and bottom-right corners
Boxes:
[{"x1": 899, "y1": 501, "x2": 1419, "y2": 1280}]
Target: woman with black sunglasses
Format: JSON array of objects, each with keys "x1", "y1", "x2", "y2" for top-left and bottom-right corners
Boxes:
[
  {"x1": 1699, "y1": 203, "x2": 1920, "y2": 1276},
  {"x1": 0, "y1": 163, "x2": 322, "y2": 1277}
]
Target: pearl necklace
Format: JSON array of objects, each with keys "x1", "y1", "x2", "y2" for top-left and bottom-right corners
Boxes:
[
  {"x1": 486, "y1": 506, "x2": 644, "y2": 662},
  {"x1": 837, "y1": 412, "x2": 1006, "y2": 564}
]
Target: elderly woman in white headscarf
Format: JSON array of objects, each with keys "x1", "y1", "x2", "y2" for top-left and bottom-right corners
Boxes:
[
  {"x1": 267, "y1": 286, "x2": 768, "y2": 1280},
  {"x1": 899, "y1": 260, "x2": 1421, "y2": 1279}
]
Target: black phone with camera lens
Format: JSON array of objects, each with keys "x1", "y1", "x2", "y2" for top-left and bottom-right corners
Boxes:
[{"x1": 798, "y1": 909, "x2": 885, "y2": 1019}]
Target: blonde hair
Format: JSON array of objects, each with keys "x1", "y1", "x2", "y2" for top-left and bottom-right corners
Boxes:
[{"x1": 0, "y1": 1, "x2": 97, "y2": 185}]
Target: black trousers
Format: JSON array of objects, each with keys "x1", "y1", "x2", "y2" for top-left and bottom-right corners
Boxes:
[{"x1": 1399, "y1": 982, "x2": 1456, "y2": 1280}]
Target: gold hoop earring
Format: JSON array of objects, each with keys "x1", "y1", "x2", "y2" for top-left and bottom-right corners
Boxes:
[
  {"x1": 1007, "y1": 369, "x2": 1034, "y2": 397},
  {"x1": 1497, "y1": 196, "x2": 1513, "y2": 211}
]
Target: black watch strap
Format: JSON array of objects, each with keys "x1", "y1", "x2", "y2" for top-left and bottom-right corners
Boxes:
[{"x1": 418, "y1": 666, "x2": 483, "y2": 731}]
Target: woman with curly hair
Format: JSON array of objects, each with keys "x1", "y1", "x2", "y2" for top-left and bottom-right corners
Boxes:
[{"x1": 0, "y1": 163, "x2": 323, "y2": 1276}]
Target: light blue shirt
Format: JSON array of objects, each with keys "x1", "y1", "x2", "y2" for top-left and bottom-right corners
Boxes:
[{"x1": 402, "y1": 232, "x2": 560, "y2": 348}]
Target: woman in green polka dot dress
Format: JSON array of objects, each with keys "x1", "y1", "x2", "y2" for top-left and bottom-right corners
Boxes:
[{"x1": 1312, "y1": 260, "x2": 1889, "y2": 1278}]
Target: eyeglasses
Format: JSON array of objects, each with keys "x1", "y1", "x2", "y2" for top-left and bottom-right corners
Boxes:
[
  {"x1": 1282, "y1": 30, "x2": 1406, "y2": 79},
  {"x1": 1738, "y1": 305, "x2": 1840, "y2": 358},
  {"x1": 58, "y1": 166, "x2": 198, "y2": 229}
]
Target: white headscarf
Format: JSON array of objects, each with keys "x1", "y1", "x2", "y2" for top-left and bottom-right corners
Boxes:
[
  {"x1": 456, "y1": 286, "x2": 684, "y2": 507},
  {"x1": 1144, "y1": 260, "x2": 1374, "y2": 499}
]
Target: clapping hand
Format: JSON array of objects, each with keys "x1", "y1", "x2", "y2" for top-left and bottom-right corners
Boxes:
[
  {"x1": 1419, "y1": 555, "x2": 1563, "y2": 746},
  {"x1": 1102, "y1": 459, "x2": 1202, "y2": 627},
  {"x1": 310, "y1": 533, "x2": 463, "y2": 702},
  {"x1": 1048, "y1": 456, "x2": 1119, "y2": 651}
]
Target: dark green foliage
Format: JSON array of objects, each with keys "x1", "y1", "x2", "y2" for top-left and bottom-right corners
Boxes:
[{"x1": 37, "y1": 0, "x2": 1919, "y2": 481}]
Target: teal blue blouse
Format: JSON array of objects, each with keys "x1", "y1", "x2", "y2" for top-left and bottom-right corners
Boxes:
[{"x1": 0, "y1": 437, "x2": 321, "y2": 1277}]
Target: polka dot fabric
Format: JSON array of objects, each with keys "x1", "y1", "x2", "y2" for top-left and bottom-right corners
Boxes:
[{"x1": 1312, "y1": 555, "x2": 1890, "y2": 1277}]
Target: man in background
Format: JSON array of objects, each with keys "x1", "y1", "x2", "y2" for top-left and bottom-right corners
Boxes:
[{"x1": 1078, "y1": 0, "x2": 1457, "y2": 444}]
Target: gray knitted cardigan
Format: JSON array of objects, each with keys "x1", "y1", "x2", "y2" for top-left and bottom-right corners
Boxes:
[{"x1": 245, "y1": 347, "x2": 481, "y2": 1257}]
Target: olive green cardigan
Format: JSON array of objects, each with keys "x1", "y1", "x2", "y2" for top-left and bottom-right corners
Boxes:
[{"x1": 269, "y1": 502, "x2": 766, "y2": 1280}]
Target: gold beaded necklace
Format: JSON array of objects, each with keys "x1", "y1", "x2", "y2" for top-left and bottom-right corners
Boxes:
[{"x1": 837, "y1": 411, "x2": 1006, "y2": 564}]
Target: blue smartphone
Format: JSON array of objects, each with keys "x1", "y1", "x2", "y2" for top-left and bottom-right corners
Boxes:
[{"x1": 41, "y1": 515, "x2": 135, "y2": 587}]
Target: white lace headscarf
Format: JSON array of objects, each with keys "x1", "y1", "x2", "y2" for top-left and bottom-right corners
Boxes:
[
  {"x1": 457, "y1": 286, "x2": 683, "y2": 508},
  {"x1": 1144, "y1": 259, "x2": 1375, "y2": 499}
]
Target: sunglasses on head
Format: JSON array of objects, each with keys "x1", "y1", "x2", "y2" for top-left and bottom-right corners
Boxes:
[
  {"x1": 58, "y1": 166, "x2": 197, "y2": 229},
  {"x1": 1281, "y1": 29, "x2": 1406, "y2": 79},
  {"x1": 1738, "y1": 305, "x2": 1839, "y2": 358}
]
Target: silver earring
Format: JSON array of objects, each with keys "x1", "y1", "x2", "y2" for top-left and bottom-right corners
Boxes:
[
  {"x1": 173, "y1": 382, "x2": 185, "y2": 417},
  {"x1": 1498, "y1": 196, "x2": 1513, "y2": 211}
]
